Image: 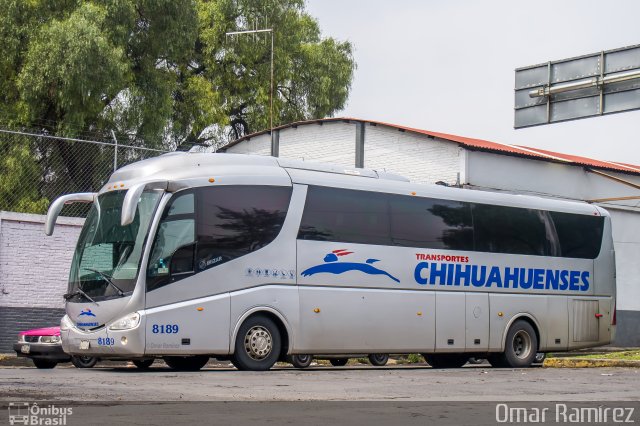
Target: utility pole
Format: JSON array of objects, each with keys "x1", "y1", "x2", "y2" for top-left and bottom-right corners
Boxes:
[{"x1": 226, "y1": 28, "x2": 274, "y2": 135}]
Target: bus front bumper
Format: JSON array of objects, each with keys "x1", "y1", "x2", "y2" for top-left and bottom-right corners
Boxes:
[{"x1": 61, "y1": 326, "x2": 145, "y2": 358}]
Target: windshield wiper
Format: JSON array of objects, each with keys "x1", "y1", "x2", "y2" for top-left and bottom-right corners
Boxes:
[
  {"x1": 85, "y1": 268, "x2": 126, "y2": 297},
  {"x1": 63, "y1": 287, "x2": 99, "y2": 305}
]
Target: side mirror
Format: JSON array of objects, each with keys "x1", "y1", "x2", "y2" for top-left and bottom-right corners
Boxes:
[
  {"x1": 45, "y1": 193, "x2": 96, "y2": 235},
  {"x1": 169, "y1": 243, "x2": 196, "y2": 276}
]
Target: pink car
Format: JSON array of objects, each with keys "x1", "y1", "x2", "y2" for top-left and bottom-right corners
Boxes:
[{"x1": 14, "y1": 326, "x2": 97, "y2": 369}]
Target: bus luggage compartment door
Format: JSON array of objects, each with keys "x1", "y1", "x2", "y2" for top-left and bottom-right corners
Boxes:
[{"x1": 435, "y1": 292, "x2": 466, "y2": 352}]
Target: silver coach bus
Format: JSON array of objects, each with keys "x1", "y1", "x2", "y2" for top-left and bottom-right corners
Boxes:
[{"x1": 45, "y1": 153, "x2": 616, "y2": 371}]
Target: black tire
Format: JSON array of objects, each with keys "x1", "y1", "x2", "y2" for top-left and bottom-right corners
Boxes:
[
  {"x1": 71, "y1": 355, "x2": 98, "y2": 369},
  {"x1": 290, "y1": 354, "x2": 313, "y2": 369},
  {"x1": 231, "y1": 315, "x2": 282, "y2": 371},
  {"x1": 33, "y1": 359, "x2": 57, "y2": 369},
  {"x1": 329, "y1": 358, "x2": 349, "y2": 367},
  {"x1": 422, "y1": 354, "x2": 468, "y2": 368},
  {"x1": 133, "y1": 359, "x2": 155, "y2": 370},
  {"x1": 488, "y1": 320, "x2": 538, "y2": 368},
  {"x1": 533, "y1": 352, "x2": 546, "y2": 364},
  {"x1": 467, "y1": 357, "x2": 484, "y2": 365},
  {"x1": 368, "y1": 354, "x2": 389, "y2": 366},
  {"x1": 163, "y1": 355, "x2": 209, "y2": 371}
]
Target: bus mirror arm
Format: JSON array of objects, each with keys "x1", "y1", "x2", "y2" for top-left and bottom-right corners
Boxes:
[
  {"x1": 45, "y1": 193, "x2": 96, "y2": 236},
  {"x1": 121, "y1": 180, "x2": 185, "y2": 226}
]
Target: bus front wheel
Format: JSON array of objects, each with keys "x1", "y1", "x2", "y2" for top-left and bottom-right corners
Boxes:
[
  {"x1": 164, "y1": 355, "x2": 209, "y2": 371},
  {"x1": 488, "y1": 320, "x2": 538, "y2": 368},
  {"x1": 289, "y1": 354, "x2": 313, "y2": 369},
  {"x1": 232, "y1": 315, "x2": 282, "y2": 371}
]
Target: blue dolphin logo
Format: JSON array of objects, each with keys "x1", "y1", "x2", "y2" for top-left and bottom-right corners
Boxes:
[
  {"x1": 79, "y1": 309, "x2": 96, "y2": 317},
  {"x1": 301, "y1": 249, "x2": 400, "y2": 283}
]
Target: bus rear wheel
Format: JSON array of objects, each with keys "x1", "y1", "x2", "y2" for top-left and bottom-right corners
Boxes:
[
  {"x1": 329, "y1": 358, "x2": 349, "y2": 367},
  {"x1": 488, "y1": 320, "x2": 538, "y2": 368},
  {"x1": 368, "y1": 354, "x2": 389, "y2": 366},
  {"x1": 232, "y1": 315, "x2": 281, "y2": 371},
  {"x1": 164, "y1": 355, "x2": 209, "y2": 371},
  {"x1": 423, "y1": 354, "x2": 468, "y2": 368}
]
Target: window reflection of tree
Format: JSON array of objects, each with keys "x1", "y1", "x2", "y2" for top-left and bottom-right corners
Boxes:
[
  {"x1": 198, "y1": 207, "x2": 286, "y2": 259},
  {"x1": 298, "y1": 226, "x2": 333, "y2": 241},
  {"x1": 471, "y1": 205, "x2": 546, "y2": 256},
  {"x1": 428, "y1": 203, "x2": 474, "y2": 250}
]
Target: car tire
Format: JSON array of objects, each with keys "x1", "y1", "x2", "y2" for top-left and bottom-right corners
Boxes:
[
  {"x1": 488, "y1": 320, "x2": 538, "y2": 368},
  {"x1": 71, "y1": 355, "x2": 98, "y2": 369},
  {"x1": 368, "y1": 354, "x2": 389, "y2": 366},
  {"x1": 329, "y1": 358, "x2": 349, "y2": 367},
  {"x1": 290, "y1": 354, "x2": 313, "y2": 369},
  {"x1": 422, "y1": 354, "x2": 468, "y2": 368},
  {"x1": 33, "y1": 359, "x2": 57, "y2": 369},
  {"x1": 467, "y1": 357, "x2": 484, "y2": 365},
  {"x1": 133, "y1": 359, "x2": 155, "y2": 370},
  {"x1": 163, "y1": 355, "x2": 209, "y2": 371},
  {"x1": 231, "y1": 315, "x2": 281, "y2": 371}
]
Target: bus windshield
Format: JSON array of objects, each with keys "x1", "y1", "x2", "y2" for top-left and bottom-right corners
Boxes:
[{"x1": 67, "y1": 190, "x2": 162, "y2": 300}]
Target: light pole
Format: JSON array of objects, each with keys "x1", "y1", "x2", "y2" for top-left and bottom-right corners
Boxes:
[{"x1": 225, "y1": 29, "x2": 274, "y2": 134}]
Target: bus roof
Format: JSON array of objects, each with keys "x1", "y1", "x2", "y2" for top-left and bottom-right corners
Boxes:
[{"x1": 107, "y1": 152, "x2": 604, "y2": 217}]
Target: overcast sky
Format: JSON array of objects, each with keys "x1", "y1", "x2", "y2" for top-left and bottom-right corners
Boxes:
[{"x1": 306, "y1": 0, "x2": 640, "y2": 165}]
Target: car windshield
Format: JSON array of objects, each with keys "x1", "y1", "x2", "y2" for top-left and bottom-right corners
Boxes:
[{"x1": 68, "y1": 190, "x2": 162, "y2": 300}]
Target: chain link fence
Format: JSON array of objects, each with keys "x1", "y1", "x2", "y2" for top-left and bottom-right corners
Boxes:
[{"x1": 0, "y1": 128, "x2": 169, "y2": 217}]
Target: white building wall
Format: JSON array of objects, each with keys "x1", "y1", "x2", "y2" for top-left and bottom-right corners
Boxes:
[
  {"x1": 278, "y1": 122, "x2": 355, "y2": 167},
  {"x1": 225, "y1": 133, "x2": 271, "y2": 156},
  {"x1": 0, "y1": 212, "x2": 84, "y2": 309},
  {"x1": 364, "y1": 125, "x2": 462, "y2": 185}
]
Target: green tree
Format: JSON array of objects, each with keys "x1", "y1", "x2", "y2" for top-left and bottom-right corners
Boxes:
[
  {"x1": 1, "y1": 0, "x2": 355, "y2": 147},
  {"x1": 0, "y1": 0, "x2": 354, "y2": 214}
]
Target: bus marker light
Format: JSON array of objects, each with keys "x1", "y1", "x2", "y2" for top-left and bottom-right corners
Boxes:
[
  {"x1": 498, "y1": 312, "x2": 504, "y2": 317},
  {"x1": 595, "y1": 313, "x2": 603, "y2": 318},
  {"x1": 410, "y1": 192, "x2": 416, "y2": 196},
  {"x1": 313, "y1": 308, "x2": 320, "y2": 313},
  {"x1": 208, "y1": 178, "x2": 215, "y2": 183},
  {"x1": 121, "y1": 337, "x2": 127, "y2": 345},
  {"x1": 197, "y1": 307, "x2": 204, "y2": 311},
  {"x1": 120, "y1": 184, "x2": 124, "y2": 188},
  {"x1": 417, "y1": 311, "x2": 422, "y2": 316}
]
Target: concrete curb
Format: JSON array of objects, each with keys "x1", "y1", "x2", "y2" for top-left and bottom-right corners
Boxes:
[{"x1": 544, "y1": 357, "x2": 640, "y2": 368}]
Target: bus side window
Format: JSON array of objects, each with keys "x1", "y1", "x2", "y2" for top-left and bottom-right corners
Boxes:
[
  {"x1": 146, "y1": 192, "x2": 196, "y2": 291},
  {"x1": 195, "y1": 185, "x2": 292, "y2": 272},
  {"x1": 472, "y1": 204, "x2": 547, "y2": 256}
]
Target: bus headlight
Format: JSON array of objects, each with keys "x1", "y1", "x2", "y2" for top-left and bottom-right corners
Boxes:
[
  {"x1": 60, "y1": 315, "x2": 73, "y2": 331},
  {"x1": 108, "y1": 312, "x2": 140, "y2": 331}
]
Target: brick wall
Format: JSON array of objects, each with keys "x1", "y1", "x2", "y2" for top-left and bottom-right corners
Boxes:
[
  {"x1": 0, "y1": 212, "x2": 83, "y2": 351},
  {"x1": 363, "y1": 125, "x2": 462, "y2": 185},
  {"x1": 225, "y1": 121, "x2": 463, "y2": 185}
]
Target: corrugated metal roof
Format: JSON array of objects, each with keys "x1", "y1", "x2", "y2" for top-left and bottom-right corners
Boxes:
[{"x1": 225, "y1": 117, "x2": 640, "y2": 175}]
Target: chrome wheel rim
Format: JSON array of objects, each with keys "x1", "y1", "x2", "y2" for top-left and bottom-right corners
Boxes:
[
  {"x1": 244, "y1": 326, "x2": 272, "y2": 360},
  {"x1": 512, "y1": 330, "x2": 532, "y2": 359}
]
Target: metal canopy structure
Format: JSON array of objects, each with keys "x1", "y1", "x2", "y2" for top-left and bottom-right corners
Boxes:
[{"x1": 515, "y1": 44, "x2": 640, "y2": 128}]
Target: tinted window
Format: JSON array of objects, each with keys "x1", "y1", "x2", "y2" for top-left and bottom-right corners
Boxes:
[
  {"x1": 298, "y1": 186, "x2": 391, "y2": 245},
  {"x1": 298, "y1": 185, "x2": 603, "y2": 259},
  {"x1": 473, "y1": 204, "x2": 549, "y2": 256},
  {"x1": 147, "y1": 192, "x2": 196, "y2": 291},
  {"x1": 389, "y1": 195, "x2": 474, "y2": 250},
  {"x1": 195, "y1": 185, "x2": 292, "y2": 272},
  {"x1": 550, "y1": 212, "x2": 604, "y2": 259}
]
